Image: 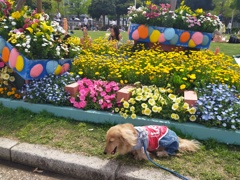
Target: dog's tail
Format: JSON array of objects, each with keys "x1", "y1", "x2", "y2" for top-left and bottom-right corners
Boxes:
[{"x1": 178, "y1": 137, "x2": 201, "y2": 153}]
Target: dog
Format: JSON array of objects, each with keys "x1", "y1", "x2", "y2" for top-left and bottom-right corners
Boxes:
[{"x1": 104, "y1": 123, "x2": 200, "y2": 160}]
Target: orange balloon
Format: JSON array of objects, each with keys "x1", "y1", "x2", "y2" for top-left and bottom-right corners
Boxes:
[
  {"x1": 138, "y1": 25, "x2": 149, "y2": 39},
  {"x1": 2, "y1": 46, "x2": 10, "y2": 63},
  {"x1": 180, "y1": 31, "x2": 191, "y2": 43}
]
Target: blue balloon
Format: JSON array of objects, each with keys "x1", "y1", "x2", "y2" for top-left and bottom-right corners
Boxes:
[
  {"x1": 170, "y1": 34, "x2": 179, "y2": 45},
  {"x1": 46, "y1": 60, "x2": 58, "y2": 74},
  {"x1": 164, "y1": 28, "x2": 175, "y2": 40},
  {"x1": 202, "y1": 35, "x2": 209, "y2": 46},
  {"x1": 0, "y1": 38, "x2": 6, "y2": 53}
]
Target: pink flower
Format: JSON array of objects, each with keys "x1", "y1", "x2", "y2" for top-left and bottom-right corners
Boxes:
[
  {"x1": 98, "y1": 99, "x2": 103, "y2": 105},
  {"x1": 79, "y1": 95, "x2": 86, "y2": 101},
  {"x1": 107, "y1": 103, "x2": 113, "y2": 109},
  {"x1": 100, "y1": 91, "x2": 107, "y2": 97}
]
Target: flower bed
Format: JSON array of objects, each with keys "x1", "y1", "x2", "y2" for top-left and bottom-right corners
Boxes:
[{"x1": 0, "y1": 0, "x2": 81, "y2": 80}]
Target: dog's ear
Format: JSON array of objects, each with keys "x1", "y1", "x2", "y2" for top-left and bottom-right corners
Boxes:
[{"x1": 119, "y1": 124, "x2": 137, "y2": 146}]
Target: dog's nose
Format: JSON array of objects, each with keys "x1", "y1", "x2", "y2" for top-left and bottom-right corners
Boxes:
[{"x1": 103, "y1": 151, "x2": 107, "y2": 154}]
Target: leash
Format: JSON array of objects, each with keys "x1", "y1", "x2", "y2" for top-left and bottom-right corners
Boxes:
[{"x1": 142, "y1": 141, "x2": 189, "y2": 180}]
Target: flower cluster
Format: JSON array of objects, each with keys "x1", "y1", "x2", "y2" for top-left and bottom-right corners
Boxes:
[
  {"x1": 0, "y1": 63, "x2": 21, "y2": 99},
  {"x1": 72, "y1": 40, "x2": 240, "y2": 93},
  {"x1": 70, "y1": 78, "x2": 120, "y2": 110},
  {"x1": 127, "y1": 0, "x2": 222, "y2": 33},
  {"x1": 23, "y1": 72, "x2": 79, "y2": 106},
  {"x1": 116, "y1": 84, "x2": 196, "y2": 122},
  {"x1": 0, "y1": 0, "x2": 81, "y2": 59},
  {"x1": 195, "y1": 84, "x2": 240, "y2": 130}
]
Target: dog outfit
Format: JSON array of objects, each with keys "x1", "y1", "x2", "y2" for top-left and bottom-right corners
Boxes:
[{"x1": 133, "y1": 125, "x2": 179, "y2": 155}]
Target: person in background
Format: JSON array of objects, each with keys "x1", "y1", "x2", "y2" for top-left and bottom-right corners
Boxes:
[
  {"x1": 226, "y1": 22, "x2": 232, "y2": 34},
  {"x1": 108, "y1": 25, "x2": 122, "y2": 42},
  {"x1": 84, "y1": 17, "x2": 88, "y2": 29}
]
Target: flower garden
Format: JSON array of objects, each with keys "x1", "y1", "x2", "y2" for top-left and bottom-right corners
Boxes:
[{"x1": 0, "y1": 0, "x2": 240, "y2": 136}]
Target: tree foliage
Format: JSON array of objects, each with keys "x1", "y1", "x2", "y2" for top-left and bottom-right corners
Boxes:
[
  {"x1": 88, "y1": 0, "x2": 116, "y2": 19},
  {"x1": 67, "y1": 0, "x2": 91, "y2": 18},
  {"x1": 185, "y1": 0, "x2": 215, "y2": 11}
]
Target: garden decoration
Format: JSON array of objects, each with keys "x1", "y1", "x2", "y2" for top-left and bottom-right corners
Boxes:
[
  {"x1": 127, "y1": 1, "x2": 222, "y2": 50},
  {"x1": 0, "y1": 0, "x2": 81, "y2": 80}
]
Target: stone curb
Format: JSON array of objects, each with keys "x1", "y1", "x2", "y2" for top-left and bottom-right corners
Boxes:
[{"x1": 0, "y1": 137, "x2": 180, "y2": 180}]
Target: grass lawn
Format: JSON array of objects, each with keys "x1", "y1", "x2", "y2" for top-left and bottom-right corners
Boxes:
[
  {"x1": 0, "y1": 104, "x2": 239, "y2": 180},
  {"x1": 73, "y1": 30, "x2": 240, "y2": 57}
]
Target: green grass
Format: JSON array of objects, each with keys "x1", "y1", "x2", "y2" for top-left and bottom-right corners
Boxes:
[
  {"x1": 0, "y1": 104, "x2": 239, "y2": 180},
  {"x1": 73, "y1": 30, "x2": 240, "y2": 57}
]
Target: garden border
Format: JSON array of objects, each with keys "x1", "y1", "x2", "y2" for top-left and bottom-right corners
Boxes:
[{"x1": 0, "y1": 98, "x2": 239, "y2": 145}]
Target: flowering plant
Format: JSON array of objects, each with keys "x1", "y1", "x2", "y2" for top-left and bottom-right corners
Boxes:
[
  {"x1": 0, "y1": 0, "x2": 81, "y2": 59},
  {"x1": 23, "y1": 72, "x2": 79, "y2": 106},
  {"x1": 70, "y1": 78, "x2": 120, "y2": 110},
  {"x1": 0, "y1": 62, "x2": 21, "y2": 99},
  {"x1": 195, "y1": 84, "x2": 240, "y2": 130},
  {"x1": 127, "y1": 0, "x2": 222, "y2": 33},
  {"x1": 116, "y1": 84, "x2": 197, "y2": 122}
]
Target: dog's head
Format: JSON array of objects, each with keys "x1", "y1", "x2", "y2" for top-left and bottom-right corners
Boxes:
[{"x1": 104, "y1": 123, "x2": 137, "y2": 155}]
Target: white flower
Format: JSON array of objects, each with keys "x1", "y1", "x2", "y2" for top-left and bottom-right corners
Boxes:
[
  {"x1": 11, "y1": 21, "x2": 16, "y2": 26},
  {"x1": 3, "y1": 26, "x2": 8, "y2": 29}
]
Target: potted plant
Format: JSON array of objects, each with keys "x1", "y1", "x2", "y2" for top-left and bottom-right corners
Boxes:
[
  {"x1": 127, "y1": 0, "x2": 222, "y2": 50},
  {"x1": 0, "y1": 0, "x2": 81, "y2": 80}
]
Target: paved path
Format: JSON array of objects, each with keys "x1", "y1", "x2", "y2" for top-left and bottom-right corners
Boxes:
[
  {"x1": 0, "y1": 137, "x2": 183, "y2": 180},
  {"x1": 0, "y1": 159, "x2": 77, "y2": 180}
]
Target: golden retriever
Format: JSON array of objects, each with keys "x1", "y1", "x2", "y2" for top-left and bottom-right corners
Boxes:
[{"x1": 104, "y1": 123, "x2": 200, "y2": 160}]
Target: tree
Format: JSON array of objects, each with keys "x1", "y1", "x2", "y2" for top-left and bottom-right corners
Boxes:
[
  {"x1": 67, "y1": 0, "x2": 91, "y2": 18},
  {"x1": 88, "y1": 0, "x2": 116, "y2": 27},
  {"x1": 115, "y1": 0, "x2": 133, "y2": 26}
]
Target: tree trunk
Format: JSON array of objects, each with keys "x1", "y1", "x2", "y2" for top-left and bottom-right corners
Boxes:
[
  {"x1": 102, "y1": 14, "x2": 106, "y2": 28},
  {"x1": 170, "y1": 0, "x2": 177, "y2": 11},
  {"x1": 117, "y1": 14, "x2": 120, "y2": 26},
  {"x1": 36, "y1": 0, "x2": 42, "y2": 13},
  {"x1": 16, "y1": 0, "x2": 26, "y2": 11}
]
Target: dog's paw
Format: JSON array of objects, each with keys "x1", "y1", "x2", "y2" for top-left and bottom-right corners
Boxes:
[
  {"x1": 156, "y1": 151, "x2": 169, "y2": 157},
  {"x1": 132, "y1": 150, "x2": 148, "y2": 160}
]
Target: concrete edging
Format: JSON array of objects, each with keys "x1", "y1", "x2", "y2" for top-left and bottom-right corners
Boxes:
[
  {"x1": 0, "y1": 98, "x2": 240, "y2": 145},
  {"x1": 0, "y1": 137, "x2": 179, "y2": 180}
]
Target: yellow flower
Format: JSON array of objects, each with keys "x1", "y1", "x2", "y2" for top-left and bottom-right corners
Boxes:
[
  {"x1": 141, "y1": 103, "x2": 148, "y2": 109},
  {"x1": 152, "y1": 106, "x2": 158, "y2": 113},
  {"x1": 168, "y1": 94, "x2": 176, "y2": 101},
  {"x1": 157, "y1": 106, "x2": 162, "y2": 112},
  {"x1": 195, "y1": 8, "x2": 203, "y2": 15},
  {"x1": 148, "y1": 98, "x2": 155, "y2": 106},
  {"x1": 188, "y1": 107, "x2": 196, "y2": 114},
  {"x1": 188, "y1": 74, "x2": 196, "y2": 80},
  {"x1": 183, "y1": 102, "x2": 189, "y2": 109},
  {"x1": 9, "y1": 76, "x2": 15, "y2": 82},
  {"x1": 11, "y1": 11, "x2": 21, "y2": 20},
  {"x1": 115, "y1": 108, "x2": 119, "y2": 112},
  {"x1": 123, "y1": 101, "x2": 129, "y2": 108},
  {"x1": 180, "y1": 84, "x2": 186, "y2": 90},
  {"x1": 182, "y1": 77, "x2": 187, "y2": 80},
  {"x1": 131, "y1": 113, "x2": 137, "y2": 119},
  {"x1": 78, "y1": 71, "x2": 83, "y2": 75},
  {"x1": 172, "y1": 103, "x2": 179, "y2": 111},
  {"x1": 3, "y1": 74, "x2": 10, "y2": 80},
  {"x1": 26, "y1": 27, "x2": 33, "y2": 34},
  {"x1": 130, "y1": 106, "x2": 135, "y2": 112},
  {"x1": 189, "y1": 115, "x2": 196, "y2": 121},
  {"x1": 135, "y1": 95, "x2": 142, "y2": 101},
  {"x1": 95, "y1": 72, "x2": 100, "y2": 75},
  {"x1": 144, "y1": 108, "x2": 151, "y2": 116},
  {"x1": 146, "y1": 1, "x2": 151, "y2": 5},
  {"x1": 171, "y1": 113, "x2": 179, "y2": 120}
]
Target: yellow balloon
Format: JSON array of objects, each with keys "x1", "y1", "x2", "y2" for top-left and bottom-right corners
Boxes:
[
  {"x1": 16, "y1": 55, "x2": 24, "y2": 72},
  {"x1": 188, "y1": 39, "x2": 196, "y2": 48},
  {"x1": 150, "y1": 30, "x2": 161, "y2": 43},
  {"x1": 54, "y1": 64, "x2": 62, "y2": 75}
]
